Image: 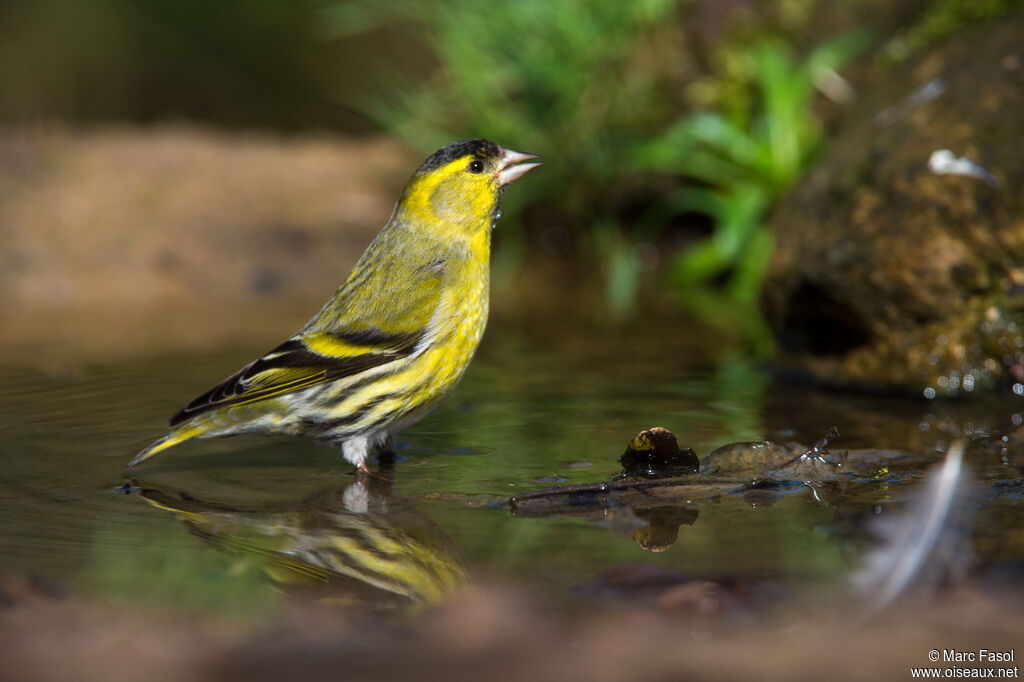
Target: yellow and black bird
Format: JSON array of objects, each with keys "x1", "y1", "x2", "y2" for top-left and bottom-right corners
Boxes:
[{"x1": 129, "y1": 139, "x2": 539, "y2": 472}]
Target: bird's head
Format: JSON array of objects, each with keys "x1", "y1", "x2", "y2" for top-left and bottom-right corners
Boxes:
[{"x1": 398, "y1": 139, "x2": 540, "y2": 239}]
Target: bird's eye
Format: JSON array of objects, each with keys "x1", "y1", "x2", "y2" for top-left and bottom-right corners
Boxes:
[{"x1": 467, "y1": 159, "x2": 484, "y2": 174}]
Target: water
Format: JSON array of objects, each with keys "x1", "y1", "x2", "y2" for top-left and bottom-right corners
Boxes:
[{"x1": 1, "y1": 328, "x2": 1021, "y2": 614}]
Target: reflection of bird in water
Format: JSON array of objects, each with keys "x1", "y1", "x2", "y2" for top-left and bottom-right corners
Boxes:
[{"x1": 130, "y1": 473, "x2": 469, "y2": 606}]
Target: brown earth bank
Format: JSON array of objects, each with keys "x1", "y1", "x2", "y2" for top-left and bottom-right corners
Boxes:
[{"x1": 0, "y1": 126, "x2": 416, "y2": 363}]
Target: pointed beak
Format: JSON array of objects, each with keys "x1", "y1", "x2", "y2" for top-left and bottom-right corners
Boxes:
[{"x1": 496, "y1": 147, "x2": 541, "y2": 186}]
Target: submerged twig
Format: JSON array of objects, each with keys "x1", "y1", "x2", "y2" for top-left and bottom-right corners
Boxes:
[{"x1": 761, "y1": 426, "x2": 840, "y2": 478}]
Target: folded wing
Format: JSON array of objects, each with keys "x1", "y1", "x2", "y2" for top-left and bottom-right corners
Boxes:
[{"x1": 169, "y1": 328, "x2": 424, "y2": 426}]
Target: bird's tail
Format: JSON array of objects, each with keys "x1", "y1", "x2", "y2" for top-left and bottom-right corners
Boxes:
[{"x1": 128, "y1": 424, "x2": 204, "y2": 468}]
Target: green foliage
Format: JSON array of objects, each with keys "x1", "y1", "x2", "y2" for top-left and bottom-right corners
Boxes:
[
  {"x1": 326, "y1": 1, "x2": 865, "y2": 340},
  {"x1": 633, "y1": 35, "x2": 866, "y2": 328},
  {"x1": 324, "y1": 0, "x2": 684, "y2": 216}
]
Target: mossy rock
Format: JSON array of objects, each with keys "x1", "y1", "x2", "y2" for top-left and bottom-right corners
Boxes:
[{"x1": 764, "y1": 10, "x2": 1024, "y2": 397}]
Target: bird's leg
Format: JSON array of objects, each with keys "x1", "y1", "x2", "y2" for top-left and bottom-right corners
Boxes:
[{"x1": 342, "y1": 437, "x2": 371, "y2": 474}]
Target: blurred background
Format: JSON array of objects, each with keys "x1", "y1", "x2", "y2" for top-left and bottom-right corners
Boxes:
[
  {"x1": 2, "y1": 2, "x2": 1023, "y2": 680},
  {"x1": 2, "y1": 0, "x2": 1021, "y2": 394}
]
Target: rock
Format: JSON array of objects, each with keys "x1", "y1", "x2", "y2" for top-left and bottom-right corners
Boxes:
[
  {"x1": 763, "y1": 11, "x2": 1024, "y2": 397},
  {"x1": 618, "y1": 427, "x2": 700, "y2": 477}
]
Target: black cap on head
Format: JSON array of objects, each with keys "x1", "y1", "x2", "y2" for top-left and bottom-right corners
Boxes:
[{"x1": 417, "y1": 139, "x2": 501, "y2": 174}]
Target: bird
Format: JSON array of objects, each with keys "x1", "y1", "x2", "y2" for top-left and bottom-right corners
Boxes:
[{"x1": 129, "y1": 138, "x2": 540, "y2": 473}]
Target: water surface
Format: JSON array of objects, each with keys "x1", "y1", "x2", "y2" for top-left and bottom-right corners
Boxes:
[{"x1": 1, "y1": 329, "x2": 1021, "y2": 613}]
